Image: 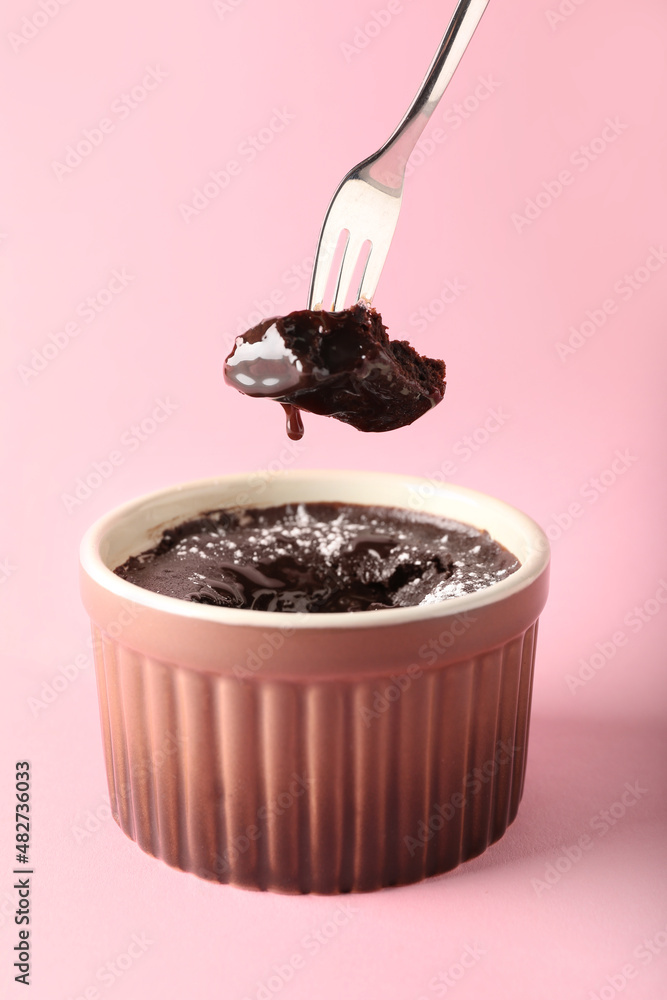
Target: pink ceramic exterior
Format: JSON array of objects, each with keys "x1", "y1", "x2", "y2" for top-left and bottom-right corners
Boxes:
[{"x1": 79, "y1": 471, "x2": 550, "y2": 893}]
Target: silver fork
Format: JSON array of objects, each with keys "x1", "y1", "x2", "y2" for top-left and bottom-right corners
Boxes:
[{"x1": 308, "y1": 0, "x2": 490, "y2": 312}]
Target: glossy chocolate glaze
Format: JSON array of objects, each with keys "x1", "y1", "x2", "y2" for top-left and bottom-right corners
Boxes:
[
  {"x1": 224, "y1": 304, "x2": 446, "y2": 439},
  {"x1": 114, "y1": 502, "x2": 519, "y2": 613}
]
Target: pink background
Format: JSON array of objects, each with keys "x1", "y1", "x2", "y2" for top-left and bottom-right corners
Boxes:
[{"x1": 2, "y1": 0, "x2": 666, "y2": 996}]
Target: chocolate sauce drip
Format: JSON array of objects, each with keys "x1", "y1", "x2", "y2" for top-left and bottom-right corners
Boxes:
[
  {"x1": 114, "y1": 503, "x2": 520, "y2": 613},
  {"x1": 281, "y1": 403, "x2": 304, "y2": 441}
]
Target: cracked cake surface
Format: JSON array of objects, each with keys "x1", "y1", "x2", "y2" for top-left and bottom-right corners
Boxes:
[{"x1": 114, "y1": 502, "x2": 520, "y2": 613}]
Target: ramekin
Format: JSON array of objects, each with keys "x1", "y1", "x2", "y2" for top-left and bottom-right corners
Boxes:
[{"x1": 79, "y1": 470, "x2": 549, "y2": 894}]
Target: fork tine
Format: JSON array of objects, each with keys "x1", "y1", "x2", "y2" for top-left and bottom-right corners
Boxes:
[
  {"x1": 332, "y1": 234, "x2": 366, "y2": 311},
  {"x1": 357, "y1": 242, "x2": 386, "y2": 305},
  {"x1": 308, "y1": 222, "x2": 346, "y2": 311}
]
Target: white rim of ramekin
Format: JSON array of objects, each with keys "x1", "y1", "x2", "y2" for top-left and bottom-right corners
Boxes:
[{"x1": 80, "y1": 469, "x2": 550, "y2": 631}]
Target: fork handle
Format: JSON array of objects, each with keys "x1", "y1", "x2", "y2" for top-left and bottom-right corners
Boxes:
[{"x1": 372, "y1": 0, "x2": 491, "y2": 185}]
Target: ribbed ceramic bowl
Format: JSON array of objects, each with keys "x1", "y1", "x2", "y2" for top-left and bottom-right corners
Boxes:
[{"x1": 80, "y1": 470, "x2": 549, "y2": 894}]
